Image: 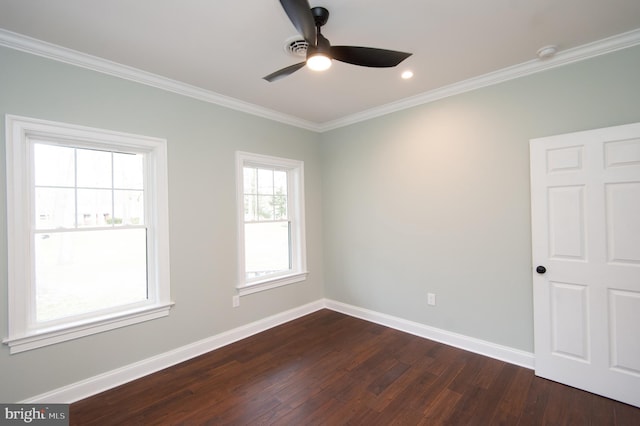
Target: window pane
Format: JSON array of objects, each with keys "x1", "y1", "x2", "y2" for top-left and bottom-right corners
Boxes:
[
  {"x1": 274, "y1": 170, "x2": 287, "y2": 195},
  {"x1": 273, "y1": 195, "x2": 288, "y2": 220},
  {"x1": 34, "y1": 143, "x2": 75, "y2": 187},
  {"x1": 257, "y1": 168, "x2": 274, "y2": 195},
  {"x1": 243, "y1": 167, "x2": 257, "y2": 194},
  {"x1": 244, "y1": 194, "x2": 257, "y2": 222},
  {"x1": 257, "y1": 195, "x2": 274, "y2": 220},
  {"x1": 35, "y1": 229, "x2": 148, "y2": 322},
  {"x1": 35, "y1": 188, "x2": 75, "y2": 229},
  {"x1": 77, "y1": 148, "x2": 112, "y2": 188},
  {"x1": 244, "y1": 222, "x2": 290, "y2": 279},
  {"x1": 114, "y1": 190, "x2": 144, "y2": 226},
  {"x1": 114, "y1": 153, "x2": 144, "y2": 190},
  {"x1": 77, "y1": 189, "x2": 112, "y2": 227}
]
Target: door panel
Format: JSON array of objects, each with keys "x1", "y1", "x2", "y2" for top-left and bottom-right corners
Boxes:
[
  {"x1": 609, "y1": 289, "x2": 640, "y2": 375},
  {"x1": 547, "y1": 145, "x2": 584, "y2": 173},
  {"x1": 604, "y1": 138, "x2": 640, "y2": 167},
  {"x1": 548, "y1": 186, "x2": 586, "y2": 260},
  {"x1": 530, "y1": 122, "x2": 640, "y2": 408},
  {"x1": 606, "y1": 182, "x2": 640, "y2": 264},
  {"x1": 550, "y1": 281, "x2": 589, "y2": 361}
]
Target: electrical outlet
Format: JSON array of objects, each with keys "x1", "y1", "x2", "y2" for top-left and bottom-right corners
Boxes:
[
  {"x1": 232, "y1": 295, "x2": 240, "y2": 308},
  {"x1": 427, "y1": 293, "x2": 436, "y2": 306}
]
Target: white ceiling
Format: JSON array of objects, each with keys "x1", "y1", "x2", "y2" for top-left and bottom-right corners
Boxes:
[{"x1": 1, "y1": 0, "x2": 639, "y2": 127}]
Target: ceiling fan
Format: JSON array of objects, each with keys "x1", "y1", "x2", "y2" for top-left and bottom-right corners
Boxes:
[{"x1": 264, "y1": 0, "x2": 412, "y2": 82}]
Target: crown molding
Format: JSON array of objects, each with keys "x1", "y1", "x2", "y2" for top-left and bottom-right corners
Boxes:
[
  {"x1": 319, "y1": 28, "x2": 640, "y2": 132},
  {"x1": 1, "y1": 27, "x2": 639, "y2": 133},
  {"x1": 0, "y1": 28, "x2": 322, "y2": 132}
]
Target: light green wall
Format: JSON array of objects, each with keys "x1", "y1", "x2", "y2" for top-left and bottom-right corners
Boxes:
[
  {"x1": 320, "y1": 45, "x2": 640, "y2": 352},
  {"x1": 0, "y1": 46, "x2": 324, "y2": 402},
  {"x1": 2, "y1": 42, "x2": 640, "y2": 402}
]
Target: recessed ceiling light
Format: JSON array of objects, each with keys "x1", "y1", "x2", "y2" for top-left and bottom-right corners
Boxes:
[
  {"x1": 401, "y1": 70, "x2": 414, "y2": 80},
  {"x1": 537, "y1": 45, "x2": 558, "y2": 59}
]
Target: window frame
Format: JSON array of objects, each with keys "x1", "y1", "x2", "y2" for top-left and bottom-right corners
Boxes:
[
  {"x1": 235, "y1": 151, "x2": 308, "y2": 296},
  {"x1": 3, "y1": 115, "x2": 173, "y2": 354}
]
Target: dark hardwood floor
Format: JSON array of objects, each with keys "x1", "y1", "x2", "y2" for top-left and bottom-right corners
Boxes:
[{"x1": 71, "y1": 309, "x2": 640, "y2": 425}]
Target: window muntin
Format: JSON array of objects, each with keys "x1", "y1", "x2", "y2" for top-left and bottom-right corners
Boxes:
[
  {"x1": 34, "y1": 144, "x2": 145, "y2": 230},
  {"x1": 236, "y1": 152, "x2": 307, "y2": 294}
]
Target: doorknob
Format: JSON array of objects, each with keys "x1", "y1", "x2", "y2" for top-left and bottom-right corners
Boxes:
[{"x1": 536, "y1": 265, "x2": 547, "y2": 274}]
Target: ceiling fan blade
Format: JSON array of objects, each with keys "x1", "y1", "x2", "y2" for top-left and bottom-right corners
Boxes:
[
  {"x1": 279, "y1": 0, "x2": 317, "y2": 45},
  {"x1": 330, "y1": 46, "x2": 412, "y2": 68},
  {"x1": 263, "y1": 62, "x2": 306, "y2": 82}
]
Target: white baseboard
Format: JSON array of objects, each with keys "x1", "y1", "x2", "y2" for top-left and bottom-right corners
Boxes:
[
  {"x1": 23, "y1": 298, "x2": 534, "y2": 403},
  {"x1": 22, "y1": 300, "x2": 325, "y2": 403},
  {"x1": 324, "y1": 299, "x2": 535, "y2": 370}
]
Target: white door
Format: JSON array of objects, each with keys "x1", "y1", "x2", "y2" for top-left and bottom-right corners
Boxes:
[{"x1": 530, "y1": 122, "x2": 640, "y2": 408}]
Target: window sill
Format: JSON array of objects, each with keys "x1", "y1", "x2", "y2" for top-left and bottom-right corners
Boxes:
[
  {"x1": 3, "y1": 302, "x2": 174, "y2": 354},
  {"x1": 237, "y1": 271, "x2": 309, "y2": 296}
]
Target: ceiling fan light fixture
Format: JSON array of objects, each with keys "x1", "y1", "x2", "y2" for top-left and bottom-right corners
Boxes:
[
  {"x1": 307, "y1": 53, "x2": 332, "y2": 71},
  {"x1": 306, "y1": 31, "x2": 332, "y2": 72}
]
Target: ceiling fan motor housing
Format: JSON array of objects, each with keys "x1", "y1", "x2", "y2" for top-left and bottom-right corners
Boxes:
[
  {"x1": 307, "y1": 33, "x2": 331, "y2": 59},
  {"x1": 311, "y1": 7, "x2": 330, "y2": 27}
]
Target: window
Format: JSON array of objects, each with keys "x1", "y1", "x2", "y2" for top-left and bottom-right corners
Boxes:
[
  {"x1": 4, "y1": 115, "x2": 172, "y2": 354},
  {"x1": 236, "y1": 152, "x2": 307, "y2": 295}
]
